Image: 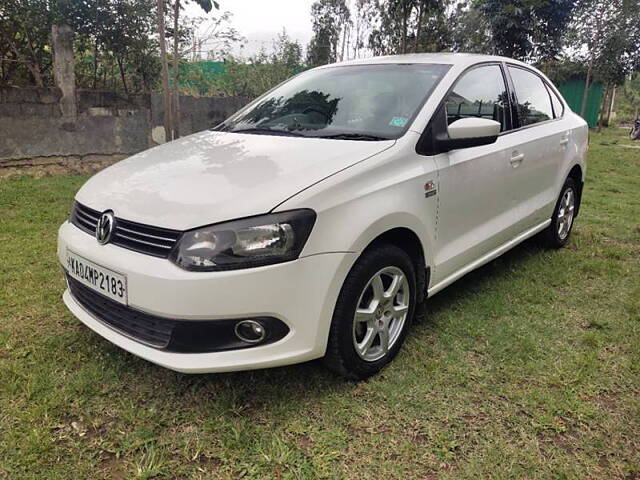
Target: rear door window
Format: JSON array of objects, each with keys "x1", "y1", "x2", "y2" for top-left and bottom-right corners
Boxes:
[{"x1": 547, "y1": 85, "x2": 565, "y2": 119}]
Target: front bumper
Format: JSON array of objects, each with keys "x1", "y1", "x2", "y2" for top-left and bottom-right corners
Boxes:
[{"x1": 58, "y1": 221, "x2": 356, "y2": 373}]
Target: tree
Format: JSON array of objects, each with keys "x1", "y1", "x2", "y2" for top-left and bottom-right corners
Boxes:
[
  {"x1": 366, "y1": 0, "x2": 450, "y2": 56},
  {"x1": 480, "y1": 0, "x2": 576, "y2": 62},
  {"x1": 571, "y1": 0, "x2": 617, "y2": 117},
  {"x1": 0, "y1": 0, "x2": 160, "y2": 91},
  {"x1": 350, "y1": 0, "x2": 377, "y2": 59},
  {"x1": 0, "y1": 0, "x2": 54, "y2": 86},
  {"x1": 192, "y1": 11, "x2": 243, "y2": 61},
  {"x1": 169, "y1": 0, "x2": 218, "y2": 139},
  {"x1": 95, "y1": 0, "x2": 158, "y2": 94},
  {"x1": 307, "y1": 0, "x2": 350, "y2": 66},
  {"x1": 570, "y1": 0, "x2": 640, "y2": 118},
  {"x1": 155, "y1": 0, "x2": 216, "y2": 140},
  {"x1": 448, "y1": 1, "x2": 492, "y2": 53},
  {"x1": 368, "y1": 0, "x2": 413, "y2": 55},
  {"x1": 412, "y1": 0, "x2": 450, "y2": 52},
  {"x1": 239, "y1": 31, "x2": 304, "y2": 95},
  {"x1": 197, "y1": 31, "x2": 304, "y2": 98},
  {"x1": 621, "y1": 74, "x2": 640, "y2": 119}
]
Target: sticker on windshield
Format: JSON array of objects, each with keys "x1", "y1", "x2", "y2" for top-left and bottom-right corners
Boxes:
[{"x1": 389, "y1": 116, "x2": 408, "y2": 128}]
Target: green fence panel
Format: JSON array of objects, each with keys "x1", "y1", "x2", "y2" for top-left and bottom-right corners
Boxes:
[{"x1": 557, "y1": 78, "x2": 603, "y2": 128}]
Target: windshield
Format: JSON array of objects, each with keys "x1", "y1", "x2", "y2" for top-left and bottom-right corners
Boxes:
[{"x1": 216, "y1": 63, "x2": 450, "y2": 140}]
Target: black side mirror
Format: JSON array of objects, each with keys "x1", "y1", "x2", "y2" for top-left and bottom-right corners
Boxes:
[{"x1": 435, "y1": 133, "x2": 499, "y2": 153}]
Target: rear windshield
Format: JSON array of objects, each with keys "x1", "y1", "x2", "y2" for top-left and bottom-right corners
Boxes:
[{"x1": 216, "y1": 63, "x2": 450, "y2": 140}]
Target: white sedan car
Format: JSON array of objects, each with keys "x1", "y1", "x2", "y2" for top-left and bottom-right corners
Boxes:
[{"x1": 58, "y1": 53, "x2": 587, "y2": 379}]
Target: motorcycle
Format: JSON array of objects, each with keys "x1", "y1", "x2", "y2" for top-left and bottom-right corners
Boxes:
[{"x1": 630, "y1": 118, "x2": 640, "y2": 140}]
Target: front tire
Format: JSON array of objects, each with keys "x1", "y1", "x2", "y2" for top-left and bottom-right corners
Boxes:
[
  {"x1": 323, "y1": 244, "x2": 416, "y2": 380},
  {"x1": 541, "y1": 177, "x2": 578, "y2": 248}
]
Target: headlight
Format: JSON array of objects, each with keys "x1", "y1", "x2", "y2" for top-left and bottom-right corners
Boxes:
[{"x1": 169, "y1": 209, "x2": 316, "y2": 271}]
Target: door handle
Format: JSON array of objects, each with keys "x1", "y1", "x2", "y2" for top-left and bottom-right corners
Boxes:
[
  {"x1": 559, "y1": 137, "x2": 569, "y2": 146},
  {"x1": 510, "y1": 153, "x2": 524, "y2": 167}
]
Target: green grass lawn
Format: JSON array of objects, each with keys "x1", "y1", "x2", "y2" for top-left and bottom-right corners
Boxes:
[{"x1": 1, "y1": 128, "x2": 639, "y2": 479}]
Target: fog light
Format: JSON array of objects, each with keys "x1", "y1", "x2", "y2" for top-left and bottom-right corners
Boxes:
[{"x1": 234, "y1": 320, "x2": 267, "y2": 344}]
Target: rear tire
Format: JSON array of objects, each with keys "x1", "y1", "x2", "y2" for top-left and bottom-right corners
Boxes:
[
  {"x1": 541, "y1": 177, "x2": 578, "y2": 248},
  {"x1": 323, "y1": 244, "x2": 416, "y2": 380}
]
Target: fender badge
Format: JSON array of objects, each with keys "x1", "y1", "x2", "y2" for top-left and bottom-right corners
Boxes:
[{"x1": 424, "y1": 180, "x2": 437, "y2": 198}]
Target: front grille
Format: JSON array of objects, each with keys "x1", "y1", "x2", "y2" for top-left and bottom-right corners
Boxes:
[
  {"x1": 71, "y1": 201, "x2": 101, "y2": 233},
  {"x1": 67, "y1": 274, "x2": 174, "y2": 348},
  {"x1": 71, "y1": 202, "x2": 182, "y2": 258}
]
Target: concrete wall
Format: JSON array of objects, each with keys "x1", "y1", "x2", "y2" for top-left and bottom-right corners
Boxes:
[{"x1": 0, "y1": 87, "x2": 249, "y2": 164}]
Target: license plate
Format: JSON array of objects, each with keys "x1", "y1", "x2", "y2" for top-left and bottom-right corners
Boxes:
[{"x1": 65, "y1": 250, "x2": 128, "y2": 305}]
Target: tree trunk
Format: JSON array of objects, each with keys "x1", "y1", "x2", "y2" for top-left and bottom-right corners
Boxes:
[
  {"x1": 9, "y1": 41, "x2": 43, "y2": 87},
  {"x1": 414, "y1": 3, "x2": 424, "y2": 52},
  {"x1": 581, "y1": 13, "x2": 602, "y2": 120},
  {"x1": 354, "y1": 16, "x2": 360, "y2": 59},
  {"x1": 401, "y1": 4, "x2": 408, "y2": 54},
  {"x1": 93, "y1": 39, "x2": 99, "y2": 89},
  {"x1": 580, "y1": 56, "x2": 593, "y2": 119},
  {"x1": 4, "y1": 59, "x2": 18, "y2": 84},
  {"x1": 172, "y1": 0, "x2": 181, "y2": 139},
  {"x1": 157, "y1": 0, "x2": 173, "y2": 142},
  {"x1": 605, "y1": 85, "x2": 615, "y2": 126},
  {"x1": 117, "y1": 56, "x2": 128, "y2": 95},
  {"x1": 23, "y1": 31, "x2": 45, "y2": 87},
  {"x1": 26, "y1": 62, "x2": 44, "y2": 87},
  {"x1": 597, "y1": 84, "x2": 610, "y2": 132}
]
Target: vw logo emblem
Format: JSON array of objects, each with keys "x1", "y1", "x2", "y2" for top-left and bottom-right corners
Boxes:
[{"x1": 96, "y1": 211, "x2": 115, "y2": 245}]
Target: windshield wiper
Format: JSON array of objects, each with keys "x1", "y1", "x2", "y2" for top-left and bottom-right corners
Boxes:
[
  {"x1": 228, "y1": 127, "x2": 308, "y2": 137},
  {"x1": 313, "y1": 133, "x2": 390, "y2": 141}
]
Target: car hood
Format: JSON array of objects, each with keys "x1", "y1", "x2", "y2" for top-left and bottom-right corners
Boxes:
[{"x1": 76, "y1": 130, "x2": 394, "y2": 230}]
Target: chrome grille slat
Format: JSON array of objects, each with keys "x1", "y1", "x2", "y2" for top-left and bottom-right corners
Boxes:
[
  {"x1": 74, "y1": 214, "x2": 97, "y2": 231},
  {"x1": 70, "y1": 202, "x2": 181, "y2": 258},
  {"x1": 76, "y1": 208, "x2": 100, "y2": 223},
  {"x1": 76, "y1": 203, "x2": 101, "y2": 218},
  {"x1": 115, "y1": 225, "x2": 177, "y2": 242},
  {"x1": 114, "y1": 232, "x2": 173, "y2": 249}
]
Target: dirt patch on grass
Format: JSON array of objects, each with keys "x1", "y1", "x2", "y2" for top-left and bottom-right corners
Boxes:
[{"x1": 97, "y1": 454, "x2": 129, "y2": 480}]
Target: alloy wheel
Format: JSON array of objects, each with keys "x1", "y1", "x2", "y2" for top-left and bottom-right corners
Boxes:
[
  {"x1": 557, "y1": 187, "x2": 575, "y2": 240},
  {"x1": 352, "y1": 266, "x2": 410, "y2": 362}
]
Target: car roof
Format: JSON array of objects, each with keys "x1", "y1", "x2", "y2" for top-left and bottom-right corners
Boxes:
[{"x1": 317, "y1": 53, "x2": 532, "y2": 70}]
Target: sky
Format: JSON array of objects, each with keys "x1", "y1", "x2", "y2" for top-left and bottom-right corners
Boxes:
[{"x1": 184, "y1": 0, "x2": 316, "y2": 59}]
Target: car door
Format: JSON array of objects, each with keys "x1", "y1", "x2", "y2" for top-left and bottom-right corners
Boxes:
[
  {"x1": 425, "y1": 63, "x2": 520, "y2": 286},
  {"x1": 500, "y1": 65, "x2": 569, "y2": 233}
]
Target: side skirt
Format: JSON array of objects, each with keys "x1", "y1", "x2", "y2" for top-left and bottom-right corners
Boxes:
[{"x1": 427, "y1": 219, "x2": 551, "y2": 297}]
